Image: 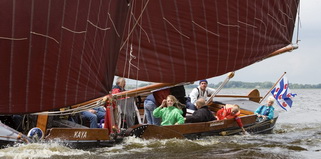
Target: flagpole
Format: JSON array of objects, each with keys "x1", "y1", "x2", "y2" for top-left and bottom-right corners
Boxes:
[{"x1": 259, "y1": 72, "x2": 287, "y2": 104}]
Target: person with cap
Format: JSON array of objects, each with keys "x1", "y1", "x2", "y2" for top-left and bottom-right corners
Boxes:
[{"x1": 186, "y1": 79, "x2": 215, "y2": 110}]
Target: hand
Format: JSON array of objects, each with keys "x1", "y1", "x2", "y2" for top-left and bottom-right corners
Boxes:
[
  {"x1": 241, "y1": 127, "x2": 247, "y2": 135},
  {"x1": 88, "y1": 109, "x2": 97, "y2": 114},
  {"x1": 161, "y1": 99, "x2": 167, "y2": 107}
]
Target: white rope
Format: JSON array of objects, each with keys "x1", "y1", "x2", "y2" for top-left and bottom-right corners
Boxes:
[
  {"x1": 0, "y1": 37, "x2": 27, "y2": 40},
  {"x1": 192, "y1": 21, "x2": 219, "y2": 37},
  {"x1": 295, "y1": 1, "x2": 301, "y2": 44},
  {"x1": 30, "y1": 31, "x2": 59, "y2": 44},
  {"x1": 119, "y1": 0, "x2": 150, "y2": 51},
  {"x1": 32, "y1": 99, "x2": 105, "y2": 116},
  {"x1": 163, "y1": 17, "x2": 190, "y2": 39}
]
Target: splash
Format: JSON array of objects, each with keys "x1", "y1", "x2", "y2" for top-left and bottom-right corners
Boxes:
[{"x1": 0, "y1": 142, "x2": 91, "y2": 159}]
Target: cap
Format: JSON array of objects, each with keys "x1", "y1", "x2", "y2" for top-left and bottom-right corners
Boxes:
[{"x1": 199, "y1": 79, "x2": 208, "y2": 84}]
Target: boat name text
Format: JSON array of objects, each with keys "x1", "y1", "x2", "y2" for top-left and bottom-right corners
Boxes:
[
  {"x1": 74, "y1": 131, "x2": 87, "y2": 139},
  {"x1": 209, "y1": 120, "x2": 224, "y2": 127}
]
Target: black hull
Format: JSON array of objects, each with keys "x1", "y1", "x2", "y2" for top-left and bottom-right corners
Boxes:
[
  {"x1": 0, "y1": 141, "x2": 16, "y2": 149},
  {"x1": 54, "y1": 138, "x2": 124, "y2": 149},
  {"x1": 185, "y1": 117, "x2": 278, "y2": 139}
]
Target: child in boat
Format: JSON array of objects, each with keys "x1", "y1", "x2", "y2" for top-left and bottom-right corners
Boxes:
[
  {"x1": 185, "y1": 98, "x2": 216, "y2": 123},
  {"x1": 255, "y1": 96, "x2": 275, "y2": 121},
  {"x1": 153, "y1": 95, "x2": 185, "y2": 126},
  {"x1": 216, "y1": 104, "x2": 246, "y2": 134}
]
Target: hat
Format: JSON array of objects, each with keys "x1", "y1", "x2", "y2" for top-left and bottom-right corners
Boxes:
[{"x1": 199, "y1": 79, "x2": 208, "y2": 84}]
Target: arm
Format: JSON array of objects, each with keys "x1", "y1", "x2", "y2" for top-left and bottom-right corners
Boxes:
[
  {"x1": 185, "y1": 110, "x2": 202, "y2": 123},
  {"x1": 235, "y1": 116, "x2": 246, "y2": 134},
  {"x1": 153, "y1": 99, "x2": 167, "y2": 118},
  {"x1": 254, "y1": 105, "x2": 263, "y2": 115},
  {"x1": 112, "y1": 88, "x2": 121, "y2": 94},
  {"x1": 175, "y1": 112, "x2": 185, "y2": 125},
  {"x1": 153, "y1": 107, "x2": 163, "y2": 118},
  {"x1": 234, "y1": 116, "x2": 243, "y2": 127},
  {"x1": 216, "y1": 108, "x2": 226, "y2": 120},
  {"x1": 207, "y1": 87, "x2": 216, "y2": 96},
  {"x1": 189, "y1": 88, "x2": 198, "y2": 105}
]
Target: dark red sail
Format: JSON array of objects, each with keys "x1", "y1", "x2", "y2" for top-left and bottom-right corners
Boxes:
[
  {"x1": 0, "y1": 0, "x2": 300, "y2": 114},
  {"x1": 117, "y1": 0, "x2": 300, "y2": 83},
  {"x1": 0, "y1": 0, "x2": 130, "y2": 113}
]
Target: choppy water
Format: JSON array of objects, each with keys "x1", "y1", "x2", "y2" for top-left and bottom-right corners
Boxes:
[{"x1": 1, "y1": 89, "x2": 321, "y2": 159}]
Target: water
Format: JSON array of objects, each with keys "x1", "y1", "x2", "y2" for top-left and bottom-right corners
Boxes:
[{"x1": 1, "y1": 89, "x2": 321, "y2": 159}]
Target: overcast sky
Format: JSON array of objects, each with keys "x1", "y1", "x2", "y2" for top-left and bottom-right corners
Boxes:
[
  {"x1": 209, "y1": 0, "x2": 321, "y2": 85},
  {"x1": 125, "y1": 1, "x2": 320, "y2": 85}
]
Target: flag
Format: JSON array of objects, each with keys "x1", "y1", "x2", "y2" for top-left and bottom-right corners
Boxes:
[{"x1": 270, "y1": 75, "x2": 297, "y2": 111}]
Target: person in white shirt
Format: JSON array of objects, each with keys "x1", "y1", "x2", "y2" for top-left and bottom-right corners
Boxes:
[{"x1": 187, "y1": 79, "x2": 215, "y2": 110}]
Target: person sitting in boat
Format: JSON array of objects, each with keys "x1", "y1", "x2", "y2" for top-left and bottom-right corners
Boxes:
[
  {"x1": 112, "y1": 77, "x2": 126, "y2": 94},
  {"x1": 186, "y1": 79, "x2": 215, "y2": 110},
  {"x1": 255, "y1": 96, "x2": 275, "y2": 121},
  {"x1": 185, "y1": 98, "x2": 216, "y2": 123},
  {"x1": 153, "y1": 95, "x2": 185, "y2": 126},
  {"x1": 216, "y1": 104, "x2": 246, "y2": 134},
  {"x1": 80, "y1": 106, "x2": 106, "y2": 128},
  {"x1": 153, "y1": 85, "x2": 187, "y2": 117},
  {"x1": 144, "y1": 94, "x2": 161, "y2": 125}
]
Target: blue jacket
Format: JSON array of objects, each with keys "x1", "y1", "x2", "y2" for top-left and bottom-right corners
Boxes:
[{"x1": 255, "y1": 105, "x2": 275, "y2": 120}]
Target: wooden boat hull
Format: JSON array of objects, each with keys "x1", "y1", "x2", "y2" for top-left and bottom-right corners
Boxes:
[
  {"x1": 123, "y1": 90, "x2": 279, "y2": 140},
  {"x1": 44, "y1": 128, "x2": 122, "y2": 148},
  {"x1": 124, "y1": 115, "x2": 278, "y2": 140},
  {"x1": 0, "y1": 87, "x2": 278, "y2": 148}
]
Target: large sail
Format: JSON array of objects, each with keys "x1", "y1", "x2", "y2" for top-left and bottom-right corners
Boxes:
[
  {"x1": 0, "y1": 0, "x2": 300, "y2": 114},
  {"x1": 117, "y1": 0, "x2": 300, "y2": 83},
  {"x1": 0, "y1": 0, "x2": 130, "y2": 114}
]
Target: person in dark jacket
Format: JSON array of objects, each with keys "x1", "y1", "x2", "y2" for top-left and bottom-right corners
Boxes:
[{"x1": 185, "y1": 98, "x2": 216, "y2": 123}]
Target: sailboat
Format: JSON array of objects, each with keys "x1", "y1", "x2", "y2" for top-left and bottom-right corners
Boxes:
[{"x1": 0, "y1": 0, "x2": 300, "y2": 148}]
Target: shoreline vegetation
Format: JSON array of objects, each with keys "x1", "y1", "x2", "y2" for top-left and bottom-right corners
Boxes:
[{"x1": 127, "y1": 81, "x2": 321, "y2": 89}]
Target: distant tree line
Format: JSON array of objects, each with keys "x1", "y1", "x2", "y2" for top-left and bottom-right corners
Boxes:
[
  {"x1": 126, "y1": 81, "x2": 321, "y2": 89},
  {"x1": 185, "y1": 81, "x2": 321, "y2": 89}
]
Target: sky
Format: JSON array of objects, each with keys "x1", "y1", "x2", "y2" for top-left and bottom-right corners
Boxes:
[
  {"x1": 208, "y1": 0, "x2": 321, "y2": 85},
  {"x1": 125, "y1": 0, "x2": 320, "y2": 85}
]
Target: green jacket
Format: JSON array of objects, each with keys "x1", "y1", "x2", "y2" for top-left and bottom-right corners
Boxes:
[{"x1": 153, "y1": 106, "x2": 185, "y2": 126}]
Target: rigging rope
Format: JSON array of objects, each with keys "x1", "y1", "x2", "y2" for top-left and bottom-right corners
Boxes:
[
  {"x1": 31, "y1": 98, "x2": 106, "y2": 116},
  {"x1": 295, "y1": 1, "x2": 301, "y2": 44},
  {"x1": 117, "y1": 1, "x2": 148, "y2": 129}
]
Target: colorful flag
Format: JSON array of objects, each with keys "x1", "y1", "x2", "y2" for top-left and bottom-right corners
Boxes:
[{"x1": 270, "y1": 75, "x2": 297, "y2": 111}]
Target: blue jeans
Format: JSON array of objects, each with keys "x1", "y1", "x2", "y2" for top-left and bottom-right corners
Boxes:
[
  {"x1": 186, "y1": 101, "x2": 197, "y2": 110},
  {"x1": 144, "y1": 100, "x2": 161, "y2": 125},
  {"x1": 81, "y1": 107, "x2": 106, "y2": 128}
]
